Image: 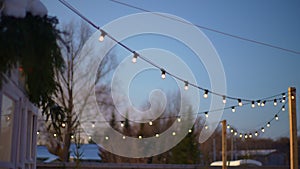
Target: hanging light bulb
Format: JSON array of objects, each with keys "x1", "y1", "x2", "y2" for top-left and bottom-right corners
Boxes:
[
  {"x1": 267, "y1": 122, "x2": 271, "y2": 128},
  {"x1": 53, "y1": 133, "x2": 57, "y2": 137},
  {"x1": 239, "y1": 133, "x2": 243, "y2": 138},
  {"x1": 275, "y1": 115, "x2": 279, "y2": 121},
  {"x1": 238, "y1": 99, "x2": 243, "y2": 106},
  {"x1": 282, "y1": 93, "x2": 286, "y2": 103},
  {"x1": 92, "y1": 122, "x2": 95, "y2": 128},
  {"x1": 61, "y1": 123, "x2": 66, "y2": 128},
  {"x1": 122, "y1": 136, "x2": 126, "y2": 139},
  {"x1": 244, "y1": 134, "x2": 248, "y2": 139},
  {"x1": 132, "y1": 52, "x2": 138, "y2": 63},
  {"x1": 203, "y1": 90, "x2": 209, "y2": 98},
  {"x1": 138, "y1": 135, "x2": 143, "y2": 139},
  {"x1": 249, "y1": 133, "x2": 253, "y2": 138},
  {"x1": 261, "y1": 100, "x2": 266, "y2": 107},
  {"x1": 88, "y1": 136, "x2": 92, "y2": 140},
  {"x1": 99, "y1": 30, "x2": 107, "y2": 42},
  {"x1": 234, "y1": 131, "x2": 238, "y2": 136},
  {"x1": 257, "y1": 100, "x2": 261, "y2": 106},
  {"x1": 149, "y1": 121, "x2": 153, "y2": 126},
  {"x1": 71, "y1": 135, "x2": 74, "y2": 139},
  {"x1": 37, "y1": 131, "x2": 40, "y2": 135},
  {"x1": 281, "y1": 105, "x2": 285, "y2": 111},
  {"x1": 155, "y1": 133, "x2": 160, "y2": 137},
  {"x1": 188, "y1": 129, "x2": 192, "y2": 133},
  {"x1": 172, "y1": 132, "x2": 176, "y2": 136},
  {"x1": 177, "y1": 117, "x2": 181, "y2": 122},
  {"x1": 205, "y1": 112, "x2": 208, "y2": 118},
  {"x1": 120, "y1": 121, "x2": 125, "y2": 127},
  {"x1": 222, "y1": 96, "x2": 226, "y2": 104},
  {"x1": 227, "y1": 124, "x2": 230, "y2": 129},
  {"x1": 205, "y1": 125, "x2": 208, "y2": 130},
  {"x1": 105, "y1": 136, "x2": 109, "y2": 140},
  {"x1": 261, "y1": 127, "x2": 265, "y2": 133},
  {"x1": 273, "y1": 99, "x2": 277, "y2": 106},
  {"x1": 291, "y1": 95, "x2": 295, "y2": 100},
  {"x1": 255, "y1": 131, "x2": 258, "y2": 136},
  {"x1": 251, "y1": 101, "x2": 255, "y2": 108},
  {"x1": 230, "y1": 129, "x2": 234, "y2": 133},
  {"x1": 161, "y1": 69, "x2": 166, "y2": 79},
  {"x1": 184, "y1": 81, "x2": 189, "y2": 90},
  {"x1": 231, "y1": 106, "x2": 236, "y2": 113}
]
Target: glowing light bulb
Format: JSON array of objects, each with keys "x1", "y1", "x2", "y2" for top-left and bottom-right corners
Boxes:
[
  {"x1": 222, "y1": 96, "x2": 226, "y2": 104},
  {"x1": 251, "y1": 101, "x2": 255, "y2": 108},
  {"x1": 238, "y1": 99, "x2": 243, "y2": 106},
  {"x1": 249, "y1": 133, "x2": 252, "y2": 138},
  {"x1": 205, "y1": 112, "x2": 208, "y2": 118},
  {"x1": 71, "y1": 135, "x2": 74, "y2": 139},
  {"x1": 205, "y1": 125, "x2": 208, "y2": 130},
  {"x1": 245, "y1": 134, "x2": 248, "y2": 139},
  {"x1": 161, "y1": 69, "x2": 166, "y2": 79},
  {"x1": 88, "y1": 136, "x2": 92, "y2": 140},
  {"x1": 105, "y1": 136, "x2": 109, "y2": 140},
  {"x1": 155, "y1": 134, "x2": 160, "y2": 137},
  {"x1": 132, "y1": 52, "x2": 138, "y2": 63},
  {"x1": 92, "y1": 122, "x2": 95, "y2": 128},
  {"x1": 149, "y1": 121, "x2": 153, "y2": 126},
  {"x1": 37, "y1": 131, "x2": 40, "y2": 135},
  {"x1": 53, "y1": 133, "x2": 57, "y2": 137},
  {"x1": 261, "y1": 127, "x2": 265, "y2": 133},
  {"x1": 227, "y1": 124, "x2": 230, "y2": 129},
  {"x1": 99, "y1": 30, "x2": 106, "y2": 42},
  {"x1": 261, "y1": 101, "x2": 266, "y2": 107},
  {"x1": 255, "y1": 131, "x2": 258, "y2": 136},
  {"x1": 188, "y1": 129, "x2": 192, "y2": 133},
  {"x1": 203, "y1": 90, "x2": 208, "y2": 98},
  {"x1": 172, "y1": 132, "x2": 176, "y2": 136},
  {"x1": 275, "y1": 115, "x2": 279, "y2": 121},
  {"x1": 120, "y1": 122, "x2": 124, "y2": 127},
  {"x1": 273, "y1": 99, "x2": 277, "y2": 106},
  {"x1": 239, "y1": 133, "x2": 243, "y2": 138},
  {"x1": 138, "y1": 135, "x2": 142, "y2": 139},
  {"x1": 281, "y1": 106, "x2": 285, "y2": 111},
  {"x1": 230, "y1": 129, "x2": 234, "y2": 133},
  {"x1": 282, "y1": 93, "x2": 286, "y2": 103},
  {"x1": 61, "y1": 123, "x2": 66, "y2": 128},
  {"x1": 267, "y1": 122, "x2": 270, "y2": 128},
  {"x1": 257, "y1": 100, "x2": 261, "y2": 107},
  {"x1": 122, "y1": 136, "x2": 126, "y2": 139},
  {"x1": 184, "y1": 81, "x2": 189, "y2": 90},
  {"x1": 234, "y1": 132, "x2": 238, "y2": 136},
  {"x1": 231, "y1": 106, "x2": 236, "y2": 113},
  {"x1": 177, "y1": 117, "x2": 181, "y2": 122},
  {"x1": 291, "y1": 95, "x2": 295, "y2": 100}
]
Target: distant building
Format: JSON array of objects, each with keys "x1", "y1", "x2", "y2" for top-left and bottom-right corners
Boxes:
[
  {"x1": 37, "y1": 144, "x2": 102, "y2": 163},
  {"x1": 0, "y1": 68, "x2": 38, "y2": 169}
]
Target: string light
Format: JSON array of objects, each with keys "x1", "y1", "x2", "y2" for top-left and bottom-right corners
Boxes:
[
  {"x1": 230, "y1": 129, "x2": 234, "y2": 133},
  {"x1": 204, "y1": 125, "x2": 208, "y2": 130},
  {"x1": 203, "y1": 90, "x2": 208, "y2": 98},
  {"x1": 275, "y1": 115, "x2": 279, "y2": 121},
  {"x1": 251, "y1": 101, "x2": 255, "y2": 108},
  {"x1": 122, "y1": 136, "x2": 126, "y2": 139},
  {"x1": 120, "y1": 121, "x2": 125, "y2": 127},
  {"x1": 231, "y1": 106, "x2": 236, "y2": 113},
  {"x1": 244, "y1": 134, "x2": 248, "y2": 139},
  {"x1": 61, "y1": 123, "x2": 66, "y2": 128},
  {"x1": 204, "y1": 112, "x2": 208, "y2": 118},
  {"x1": 227, "y1": 124, "x2": 230, "y2": 129},
  {"x1": 71, "y1": 135, "x2": 74, "y2": 139},
  {"x1": 155, "y1": 133, "x2": 160, "y2": 137},
  {"x1": 138, "y1": 135, "x2": 143, "y2": 139},
  {"x1": 149, "y1": 121, "x2": 153, "y2": 126},
  {"x1": 37, "y1": 131, "x2": 40, "y2": 135},
  {"x1": 222, "y1": 96, "x2": 226, "y2": 104},
  {"x1": 91, "y1": 122, "x2": 95, "y2": 128},
  {"x1": 239, "y1": 133, "x2": 243, "y2": 138},
  {"x1": 281, "y1": 105, "x2": 285, "y2": 111},
  {"x1": 188, "y1": 129, "x2": 192, "y2": 133},
  {"x1": 234, "y1": 132, "x2": 238, "y2": 136},
  {"x1": 238, "y1": 99, "x2": 243, "y2": 107},
  {"x1": 184, "y1": 81, "x2": 189, "y2": 90},
  {"x1": 172, "y1": 132, "x2": 176, "y2": 136},
  {"x1": 161, "y1": 69, "x2": 166, "y2": 79},
  {"x1": 88, "y1": 136, "x2": 92, "y2": 140},
  {"x1": 282, "y1": 93, "x2": 286, "y2": 103},
  {"x1": 53, "y1": 133, "x2": 57, "y2": 137},
  {"x1": 273, "y1": 99, "x2": 277, "y2": 106},
  {"x1": 249, "y1": 133, "x2": 252, "y2": 138},
  {"x1": 177, "y1": 117, "x2": 181, "y2": 122},
  {"x1": 132, "y1": 52, "x2": 138, "y2": 63},
  {"x1": 261, "y1": 101, "x2": 266, "y2": 107},
  {"x1": 267, "y1": 122, "x2": 271, "y2": 128},
  {"x1": 105, "y1": 136, "x2": 109, "y2": 140},
  {"x1": 255, "y1": 131, "x2": 258, "y2": 136},
  {"x1": 98, "y1": 30, "x2": 106, "y2": 42},
  {"x1": 261, "y1": 127, "x2": 265, "y2": 133},
  {"x1": 291, "y1": 95, "x2": 295, "y2": 100},
  {"x1": 257, "y1": 100, "x2": 261, "y2": 107}
]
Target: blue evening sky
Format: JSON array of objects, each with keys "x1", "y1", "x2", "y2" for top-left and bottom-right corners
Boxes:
[{"x1": 41, "y1": 0, "x2": 300, "y2": 139}]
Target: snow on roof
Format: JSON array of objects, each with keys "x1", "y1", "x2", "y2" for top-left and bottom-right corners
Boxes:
[
  {"x1": 2, "y1": 0, "x2": 47, "y2": 18},
  {"x1": 211, "y1": 159, "x2": 262, "y2": 167}
]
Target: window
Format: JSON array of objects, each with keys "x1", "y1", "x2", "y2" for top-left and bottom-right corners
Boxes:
[{"x1": 0, "y1": 94, "x2": 15, "y2": 162}]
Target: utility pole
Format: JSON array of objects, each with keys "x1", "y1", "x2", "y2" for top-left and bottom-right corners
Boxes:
[
  {"x1": 222, "y1": 120, "x2": 227, "y2": 169},
  {"x1": 288, "y1": 87, "x2": 298, "y2": 169}
]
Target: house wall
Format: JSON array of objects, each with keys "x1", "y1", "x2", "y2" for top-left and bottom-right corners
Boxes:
[{"x1": 0, "y1": 71, "x2": 38, "y2": 169}]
